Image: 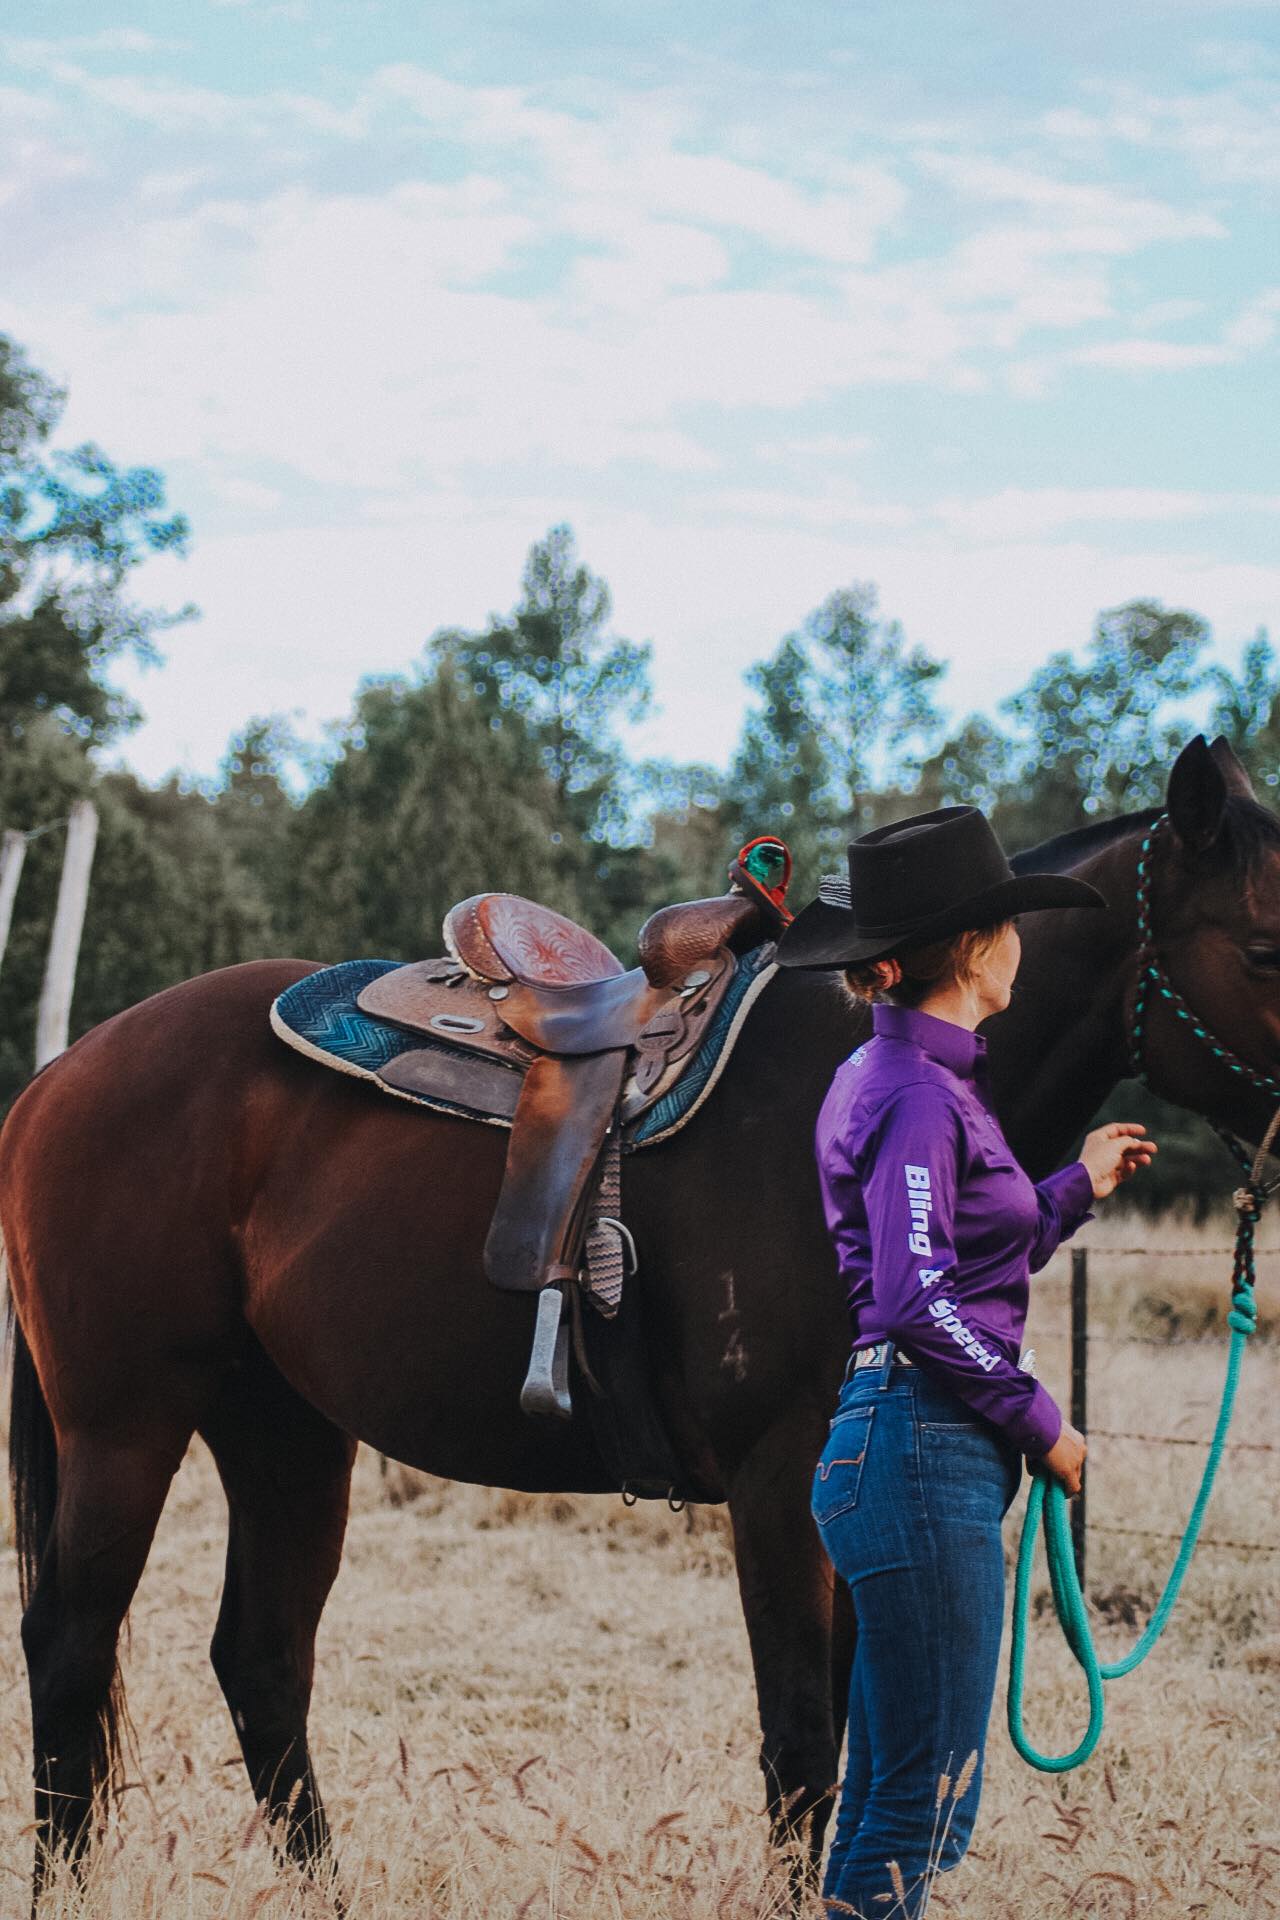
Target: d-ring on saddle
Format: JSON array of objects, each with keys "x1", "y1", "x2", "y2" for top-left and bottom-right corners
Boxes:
[{"x1": 354, "y1": 839, "x2": 793, "y2": 1421}]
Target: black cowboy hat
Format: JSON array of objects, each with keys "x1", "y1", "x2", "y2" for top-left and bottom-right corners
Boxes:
[{"x1": 776, "y1": 805, "x2": 1105, "y2": 970}]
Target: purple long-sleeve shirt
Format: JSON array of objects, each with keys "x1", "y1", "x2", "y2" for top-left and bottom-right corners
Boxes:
[{"x1": 816, "y1": 1003, "x2": 1095, "y2": 1456}]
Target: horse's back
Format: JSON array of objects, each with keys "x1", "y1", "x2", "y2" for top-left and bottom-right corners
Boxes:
[{"x1": 0, "y1": 957, "x2": 606, "y2": 1486}]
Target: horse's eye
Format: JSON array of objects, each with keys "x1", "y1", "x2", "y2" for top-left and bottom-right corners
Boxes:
[{"x1": 1245, "y1": 944, "x2": 1280, "y2": 973}]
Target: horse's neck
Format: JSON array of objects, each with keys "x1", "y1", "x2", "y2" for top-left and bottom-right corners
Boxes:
[
  {"x1": 755, "y1": 829, "x2": 1145, "y2": 1183},
  {"x1": 985, "y1": 834, "x2": 1142, "y2": 1177}
]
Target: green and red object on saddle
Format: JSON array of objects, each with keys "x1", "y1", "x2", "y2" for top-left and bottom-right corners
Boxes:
[{"x1": 730, "y1": 837, "x2": 794, "y2": 923}]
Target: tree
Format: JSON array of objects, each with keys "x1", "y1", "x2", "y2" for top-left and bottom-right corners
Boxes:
[
  {"x1": 914, "y1": 715, "x2": 1014, "y2": 817},
  {"x1": 724, "y1": 584, "x2": 944, "y2": 890},
  {"x1": 0, "y1": 335, "x2": 195, "y2": 1110},
  {"x1": 285, "y1": 654, "x2": 573, "y2": 963},
  {"x1": 433, "y1": 526, "x2": 651, "y2": 846},
  {"x1": 211, "y1": 716, "x2": 305, "y2": 950},
  {"x1": 1209, "y1": 630, "x2": 1280, "y2": 796},
  {"x1": 0, "y1": 334, "x2": 192, "y2": 759},
  {"x1": 994, "y1": 601, "x2": 1210, "y2": 845}
]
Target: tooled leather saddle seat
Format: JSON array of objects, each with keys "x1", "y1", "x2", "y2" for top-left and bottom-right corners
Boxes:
[{"x1": 355, "y1": 840, "x2": 793, "y2": 1315}]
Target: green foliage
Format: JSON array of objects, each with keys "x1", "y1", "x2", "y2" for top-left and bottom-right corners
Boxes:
[
  {"x1": 1209, "y1": 630, "x2": 1280, "y2": 796},
  {"x1": 999, "y1": 601, "x2": 1209, "y2": 839},
  {"x1": 725, "y1": 583, "x2": 944, "y2": 892},
  {"x1": 0, "y1": 335, "x2": 193, "y2": 752},
  {"x1": 915, "y1": 714, "x2": 1014, "y2": 816},
  {"x1": 915, "y1": 600, "x2": 1217, "y2": 852},
  {"x1": 284, "y1": 657, "x2": 573, "y2": 962},
  {"x1": 0, "y1": 735, "x2": 271, "y2": 1109},
  {"x1": 434, "y1": 525, "x2": 651, "y2": 846},
  {"x1": 212, "y1": 716, "x2": 304, "y2": 945}
]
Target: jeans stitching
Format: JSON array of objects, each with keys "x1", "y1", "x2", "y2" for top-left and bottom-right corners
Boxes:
[{"x1": 813, "y1": 1408, "x2": 875, "y2": 1522}]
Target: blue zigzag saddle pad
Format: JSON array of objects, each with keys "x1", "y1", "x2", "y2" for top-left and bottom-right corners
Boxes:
[{"x1": 271, "y1": 945, "x2": 776, "y2": 1150}]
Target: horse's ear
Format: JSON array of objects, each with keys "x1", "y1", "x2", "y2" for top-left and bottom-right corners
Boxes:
[
  {"x1": 1166, "y1": 735, "x2": 1228, "y2": 852},
  {"x1": 1208, "y1": 735, "x2": 1256, "y2": 799}
]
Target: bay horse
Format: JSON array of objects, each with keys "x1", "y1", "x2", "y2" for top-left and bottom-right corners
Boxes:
[{"x1": 4, "y1": 734, "x2": 1280, "y2": 1905}]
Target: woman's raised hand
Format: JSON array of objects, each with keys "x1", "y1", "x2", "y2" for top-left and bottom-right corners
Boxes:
[{"x1": 1079, "y1": 1122, "x2": 1157, "y2": 1200}]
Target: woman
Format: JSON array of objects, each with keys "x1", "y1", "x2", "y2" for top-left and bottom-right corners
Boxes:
[{"x1": 777, "y1": 806, "x2": 1155, "y2": 1919}]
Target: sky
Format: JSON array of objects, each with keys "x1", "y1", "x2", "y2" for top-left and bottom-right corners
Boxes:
[{"x1": 2, "y1": 0, "x2": 1278, "y2": 785}]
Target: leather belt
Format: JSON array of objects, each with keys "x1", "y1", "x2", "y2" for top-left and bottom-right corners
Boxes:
[{"x1": 851, "y1": 1342, "x2": 914, "y2": 1371}]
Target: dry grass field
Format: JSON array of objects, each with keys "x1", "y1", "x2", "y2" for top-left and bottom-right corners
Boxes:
[{"x1": 1, "y1": 1216, "x2": 1278, "y2": 1919}]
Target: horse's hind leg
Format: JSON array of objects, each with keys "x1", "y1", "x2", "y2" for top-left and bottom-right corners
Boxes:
[
  {"x1": 726, "y1": 1409, "x2": 839, "y2": 1890},
  {"x1": 200, "y1": 1341, "x2": 356, "y2": 1881},
  {"x1": 21, "y1": 1427, "x2": 186, "y2": 1896}
]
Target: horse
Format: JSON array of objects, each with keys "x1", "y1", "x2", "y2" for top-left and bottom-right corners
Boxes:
[{"x1": 4, "y1": 734, "x2": 1279, "y2": 1907}]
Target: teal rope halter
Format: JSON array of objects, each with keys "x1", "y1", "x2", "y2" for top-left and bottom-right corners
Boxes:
[
  {"x1": 1007, "y1": 812, "x2": 1277, "y2": 1773},
  {"x1": 1130, "y1": 815, "x2": 1280, "y2": 1110}
]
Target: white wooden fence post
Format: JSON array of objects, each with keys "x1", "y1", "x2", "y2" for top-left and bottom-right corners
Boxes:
[
  {"x1": 0, "y1": 828, "x2": 27, "y2": 980},
  {"x1": 34, "y1": 799, "x2": 99, "y2": 1070}
]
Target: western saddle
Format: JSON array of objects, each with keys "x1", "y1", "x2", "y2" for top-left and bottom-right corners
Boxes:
[{"x1": 354, "y1": 838, "x2": 792, "y2": 1420}]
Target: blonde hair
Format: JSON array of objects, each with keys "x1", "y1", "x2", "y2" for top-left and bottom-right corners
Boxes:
[{"x1": 844, "y1": 923, "x2": 1012, "y2": 1010}]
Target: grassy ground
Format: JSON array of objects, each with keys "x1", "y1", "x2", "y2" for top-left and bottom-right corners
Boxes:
[{"x1": 1, "y1": 1217, "x2": 1277, "y2": 1918}]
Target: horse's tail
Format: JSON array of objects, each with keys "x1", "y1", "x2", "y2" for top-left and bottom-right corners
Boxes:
[{"x1": 6, "y1": 1239, "x2": 126, "y2": 1807}]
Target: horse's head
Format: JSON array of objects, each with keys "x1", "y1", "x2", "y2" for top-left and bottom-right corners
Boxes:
[{"x1": 1137, "y1": 734, "x2": 1280, "y2": 1145}]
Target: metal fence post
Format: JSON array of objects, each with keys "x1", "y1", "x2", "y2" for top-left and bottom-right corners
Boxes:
[{"x1": 1070, "y1": 1245, "x2": 1088, "y2": 1589}]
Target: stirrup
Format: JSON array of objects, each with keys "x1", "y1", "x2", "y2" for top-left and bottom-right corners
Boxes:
[{"x1": 520, "y1": 1284, "x2": 573, "y2": 1421}]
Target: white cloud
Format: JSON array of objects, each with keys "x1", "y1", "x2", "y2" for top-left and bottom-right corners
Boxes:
[
  {"x1": 916, "y1": 150, "x2": 1225, "y2": 244},
  {"x1": 697, "y1": 488, "x2": 915, "y2": 529},
  {"x1": 757, "y1": 433, "x2": 875, "y2": 462},
  {"x1": 935, "y1": 488, "x2": 1280, "y2": 541},
  {"x1": 137, "y1": 167, "x2": 218, "y2": 200},
  {"x1": 377, "y1": 63, "x2": 908, "y2": 267},
  {"x1": 4, "y1": 29, "x2": 166, "y2": 60},
  {"x1": 210, "y1": 475, "x2": 285, "y2": 511},
  {"x1": 570, "y1": 222, "x2": 730, "y2": 307},
  {"x1": 1224, "y1": 286, "x2": 1280, "y2": 350},
  {"x1": 0, "y1": 82, "x2": 53, "y2": 121},
  {"x1": 1043, "y1": 75, "x2": 1280, "y2": 188},
  {"x1": 1061, "y1": 284, "x2": 1280, "y2": 372},
  {"x1": 1072, "y1": 338, "x2": 1233, "y2": 369},
  {"x1": 5, "y1": 52, "x2": 1261, "y2": 478}
]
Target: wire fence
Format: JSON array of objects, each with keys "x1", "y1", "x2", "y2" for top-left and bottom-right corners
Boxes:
[{"x1": 1067, "y1": 1244, "x2": 1280, "y2": 1575}]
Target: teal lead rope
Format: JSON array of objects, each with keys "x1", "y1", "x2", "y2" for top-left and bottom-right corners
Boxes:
[
  {"x1": 1007, "y1": 811, "x2": 1278, "y2": 1772},
  {"x1": 1007, "y1": 1264, "x2": 1259, "y2": 1773}
]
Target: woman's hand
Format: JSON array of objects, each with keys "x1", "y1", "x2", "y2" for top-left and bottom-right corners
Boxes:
[
  {"x1": 1039, "y1": 1419, "x2": 1087, "y2": 1498},
  {"x1": 1079, "y1": 1122, "x2": 1157, "y2": 1200}
]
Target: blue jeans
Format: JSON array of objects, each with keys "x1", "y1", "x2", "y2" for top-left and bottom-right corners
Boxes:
[{"x1": 812, "y1": 1356, "x2": 1022, "y2": 1919}]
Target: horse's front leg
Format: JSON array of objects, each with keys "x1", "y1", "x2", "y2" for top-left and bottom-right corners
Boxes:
[{"x1": 726, "y1": 1404, "x2": 839, "y2": 1884}]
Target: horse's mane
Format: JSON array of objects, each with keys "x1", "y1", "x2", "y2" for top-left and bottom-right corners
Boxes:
[
  {"x1": 1011, "y1": 810, "x2": 1159, "y2": 876},
  {"x1": 1013, "y1": 794, "x2": 1280, "y2": 878}
]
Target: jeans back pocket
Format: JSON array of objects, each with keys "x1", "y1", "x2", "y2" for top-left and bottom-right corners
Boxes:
[
  {"x1": 811, "y1": 1404, "x2": 876, "y2": 1527},
  {"x1": 919, "y1": 1420, "x2": 1020, "y2": 1523}
]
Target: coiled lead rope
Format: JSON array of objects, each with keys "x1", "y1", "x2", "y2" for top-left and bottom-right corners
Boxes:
[{"x1": 1006, "y1": 1113, "x2": 1274, "y2": 1773}]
